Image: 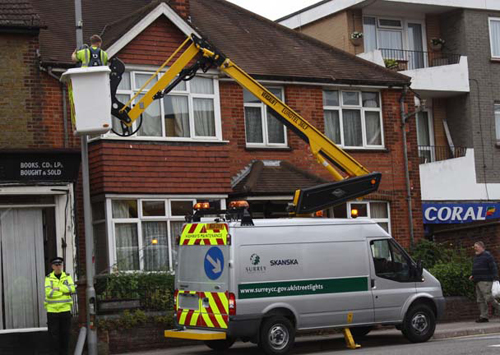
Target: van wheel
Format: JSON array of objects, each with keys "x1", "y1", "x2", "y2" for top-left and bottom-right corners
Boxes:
[
  {"x1": 204, "y1": 337, "x2": 236, "y2": 351},
  {"x1": 349, "y1": 326, "x2": 373, "y2": 338},
  {"x1": 401, "y1": 304, "x2": 436, "y2": 343},
  {"x1": 259, "y1": 316, "x2": 295, "y2": 355}
]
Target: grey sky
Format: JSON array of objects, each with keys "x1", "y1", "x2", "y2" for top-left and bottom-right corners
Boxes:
[{"x1": 226, "y1": 0, "x2": 322, "y2": 21}]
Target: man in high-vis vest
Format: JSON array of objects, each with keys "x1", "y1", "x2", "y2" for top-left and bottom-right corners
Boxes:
[
  {"x1": 71, "y1": 34, "x2": 108, "y2": 67},
  {"x1": 45, "y1": 257, "x2": 76, "y2": 355}
]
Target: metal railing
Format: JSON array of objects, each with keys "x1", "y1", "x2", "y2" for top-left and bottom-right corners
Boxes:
[
  {"x1": 380, "y1": 48, "x2": 462, "y2": 71},
  {"x1": 418, "y1": 145, "x2": 467, "y2": 164}
]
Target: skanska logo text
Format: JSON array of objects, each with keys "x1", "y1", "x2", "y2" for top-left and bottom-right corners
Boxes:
[{"x1": 270, "y1": 259, "x2": 299, "y2": 266}]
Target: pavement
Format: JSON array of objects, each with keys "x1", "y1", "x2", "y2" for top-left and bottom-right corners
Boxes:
[{"x1": 115, "y1": 319, "x2": 500, "y2": 355}]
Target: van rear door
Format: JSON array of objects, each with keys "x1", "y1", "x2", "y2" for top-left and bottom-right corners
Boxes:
[{"x1": 175, "y1": 223, "x2": 230, "y2": 330}]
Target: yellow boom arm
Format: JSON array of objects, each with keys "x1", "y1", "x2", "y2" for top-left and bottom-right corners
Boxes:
[{"x1": 109, "y1": 35, "x2": 381, "y2": 214}]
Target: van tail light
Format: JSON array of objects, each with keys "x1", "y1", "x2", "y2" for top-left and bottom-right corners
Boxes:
[
  {"x1": 228, "y1": 292, "x2": 236, "y2": 316},
  {"x1": 174, "y1": 289, "x2": 179, "y2": 311}
]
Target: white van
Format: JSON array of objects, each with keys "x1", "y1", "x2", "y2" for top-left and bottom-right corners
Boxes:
[{"x1": 170, "y1": 217, "x2": 444, "y2": 354}]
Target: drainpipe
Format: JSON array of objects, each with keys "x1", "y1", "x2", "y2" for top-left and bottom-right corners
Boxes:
[
  {"x1": 399, "y1": 86, "x2": 415, "y2": 249},
  {"x1": 46, "y1": 67, "x2": 69, "y2": 148}
]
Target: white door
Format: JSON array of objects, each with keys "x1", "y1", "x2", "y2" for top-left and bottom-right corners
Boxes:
[{"x1": 0, "y1": 208, "x2": 46, "y2": 329}]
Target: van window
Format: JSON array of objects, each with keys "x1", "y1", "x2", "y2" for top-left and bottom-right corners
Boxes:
[{"x1": 370, "y1": 239, "x2": 411, "y2": 282}]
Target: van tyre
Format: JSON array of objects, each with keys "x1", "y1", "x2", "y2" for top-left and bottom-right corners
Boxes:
[
  {"x1": 204, "y1": 337, "x2": 236, "y2": 352},
  {"x1": 401, "y1": 304, "x2": 436, "y2": 343},
  {"x1": 259, "y1": 316, "x2": 295, "y2": 355}
]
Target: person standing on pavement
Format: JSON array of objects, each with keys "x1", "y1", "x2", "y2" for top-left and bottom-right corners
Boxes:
[
  {"x1": 45, "y1": 257, "x2": 76, "y2": 355},
  {"x1": 71, "y1": 34, "x2": 108, "y2": 67},
  {"x1": 469, "y1": 241, "x2": 500, "y2": 323}
]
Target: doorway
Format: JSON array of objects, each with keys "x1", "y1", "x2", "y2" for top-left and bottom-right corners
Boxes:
[{"x1": 0, "y1": 208, "x2": 54, "y2": 329}]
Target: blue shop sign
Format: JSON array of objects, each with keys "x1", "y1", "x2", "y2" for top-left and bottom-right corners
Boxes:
[{"x1": 423, "y1": 203, "x2": 500, "y2": 224}]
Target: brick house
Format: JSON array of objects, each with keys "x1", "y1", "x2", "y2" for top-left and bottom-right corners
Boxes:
[
  {"x1": 1, "y1": 0, "x2": 423, "y2": 343},
  {"x1": 278, "y1": 0, "x2": 500, "y2": 260},
  {"x1": 0, "y1": 0, "x2": 81, "y2": 349}
]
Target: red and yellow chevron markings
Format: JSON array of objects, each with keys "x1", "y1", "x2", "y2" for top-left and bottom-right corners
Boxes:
[
  {"x1": 180, "y1": 223, "x2": 228, "y2": 245},
  {"x1": 176, "y1": 290, "x2": 229, "y2": 329}
]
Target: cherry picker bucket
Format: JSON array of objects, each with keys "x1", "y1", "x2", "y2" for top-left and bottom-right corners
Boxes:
[{"x1": 60, "y1": 67, "x2": 112, "y2": 135}]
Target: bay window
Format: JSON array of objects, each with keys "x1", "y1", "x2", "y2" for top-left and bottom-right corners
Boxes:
[
  {"x1": 112, "y1": 71, "x2": 221, "y2": 140},
  {"x1": 109, "y1": 198, "x2": 210, "y2": 272},
  {"x1": 323, "y1": 90, "x2": 383, "y2": 148}
]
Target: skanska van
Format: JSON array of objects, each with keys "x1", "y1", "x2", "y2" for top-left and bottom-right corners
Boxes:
[{"x1": 169, "y1": 218, "x2": 444, "y2": 355}]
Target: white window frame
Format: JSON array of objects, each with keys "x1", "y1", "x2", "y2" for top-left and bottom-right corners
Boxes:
[
  {"x1": 363, "y1": 15, "x2": 428, "y2": 54},
  {"x1": 106, "y1": 69, "x2": 223, "y2": 142},
  {"x1": 489, "y1": 17, "x2": 500, "y2": 59},
  {"x1": 323, "y1": 90, "x2": 384, "y2": 149},
  {"x1": 244, "y1": 87, "x2": 288, "y2": 148},
  {"x1": 347, "y1": 201, "x2": 391, "y2": 234},
  {"x1": 107, "y1": 197, "x2": 211, "y2": 272},
  {"x1": 416, "y1": 106, "x2": 436, "y2": 163},
  {"x1": 494, "y1": 103, "x2": 500, "y2": 141}
]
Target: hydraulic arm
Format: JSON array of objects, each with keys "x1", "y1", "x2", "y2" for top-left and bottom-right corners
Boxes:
[{"x1": 109, "y1": 34, "x2": 381, "y2": 215}]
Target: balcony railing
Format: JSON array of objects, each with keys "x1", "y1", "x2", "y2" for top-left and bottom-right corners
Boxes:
[
  {"x1": 418, "y1": 145, "x2": 467, "y2": 164},
  {"x1": 380, "y1": 48, "x2": 462, "y2": 71}
]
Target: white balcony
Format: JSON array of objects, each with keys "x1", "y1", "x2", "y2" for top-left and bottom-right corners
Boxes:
[{"x1": 358, "y1": 49, "x2": 469, "y2": 96}]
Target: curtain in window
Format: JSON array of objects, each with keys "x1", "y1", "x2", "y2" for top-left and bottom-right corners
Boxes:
[
  {"x1": 365, "y1": 112, "x2": 382, "y2": 145},
  {"x1": 324, "y1": 110, "x2": 341, "y2": 143},
  {"x1": 194, "y1": 98, "x2": 215, "y2": 136},
  {"x1": 379, "y1": 30, "x2": 403, "y2": 60},
  {"x1": 342, "y1": 110, "x2": 362, "y2": 146},
  {"x1": 495, "y1": 104, "x2": 500, "y2": 140},
  {"x1": 191, "y1": 77, "x2": 214, "y2": 94},
  {"x1": 363, "y1": 17, "x2": 377, "y2": 52},
  {"x1": 370, "y1": 202, "x2": 388, "y2": 218},
  {"x1": 491, "y1": 20, "x2": 500, "y2": 57},
  {"x1": 408, "y1": 23, "x2": 424, "y2": 69},
  {"x1": 165, "y1": 96, "x2": 190, "y2": 137},
  {"x1": 142, "y1": 222, "x2": 169, "y2": 271},
  {"x1": 137, "y1": 94, "x2": 162, "y2": 137},
  {"x1": 115, "y1": 223, "x2": 139, "y2": 271},
  {"x1": 267, "y1": 109, "x2": 285, "y2": 144},
  {"x1": 170, "y1": 221, "x2": 184, "y2": 266},
  {"x1": 245, "y1": 107, "x2": 263, "y2": 143}
]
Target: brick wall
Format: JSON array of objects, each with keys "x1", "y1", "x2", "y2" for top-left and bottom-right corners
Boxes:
[
  {"x1": 88, "y1": 141, "x2": 231, "y2": 195},
  {"x1": 425, "y1": 15, "x2": 441, "y2": 52},
  {"x1": 117, "y1": 16, "x2": 188, "y2": 66}
]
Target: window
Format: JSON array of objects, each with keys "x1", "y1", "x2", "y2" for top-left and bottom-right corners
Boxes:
[
  {"x1": 489, "y1": 18, "x2": 500, "y2": 58},
  {"x1": 332, "y1": 201, "x2": 390, "y2": 233},
  {"x1": 112, "y1": 71, "x2": 221, "y2": 140},
  {"x1": 323, "y1": 90, "x2": 383, "y2": 148},
  {"x1": 495, "y1": 104, "x2": 500, "y2": 141},
  {"x1": 370, "y1": 239, "x2": 412, "y2": 282},
  {"x1": 416, "y1": 111, "x2": 434, "y2": 163},
  {"x1": 244, "y1": 88, "x2": 287, "y2": 147},
  {"x1": 109, "y1": 198, "x2": 222, "y2": 272}
]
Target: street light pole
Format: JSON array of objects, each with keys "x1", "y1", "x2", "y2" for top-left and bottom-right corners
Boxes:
[{"x1": 74, "y1": 0, "x2": 98, "y2": 354}]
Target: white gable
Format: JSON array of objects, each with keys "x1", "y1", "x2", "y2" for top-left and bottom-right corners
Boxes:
[{"x1": 106, "y1": 2, "x2": 199, "y2": 58}]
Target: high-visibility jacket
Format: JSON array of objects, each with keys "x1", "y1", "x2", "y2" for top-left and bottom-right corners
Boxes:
[
  {"x1": 44, "y1": 271, "x2": 76, "y2": 313},
  {"x1": 75, "y1": 46, "x2": 108, "y2": 67}
]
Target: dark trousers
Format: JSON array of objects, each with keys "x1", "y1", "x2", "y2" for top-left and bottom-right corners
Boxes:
[{"x1": 47, "y1": 311, "x2": 71, "y2": 355}]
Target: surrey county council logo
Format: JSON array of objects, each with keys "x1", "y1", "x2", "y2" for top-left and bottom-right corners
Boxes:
[
  {"x1": 246, "y1": 253, "x2": 266, "y2": 273},
  {"x1": 250, "y1": 253, "x2": 260, "y2": 265}
]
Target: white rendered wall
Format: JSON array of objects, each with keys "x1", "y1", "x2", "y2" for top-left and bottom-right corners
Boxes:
[{"x1": 419, "y1": 149, "x2": 500, "y2": 201}]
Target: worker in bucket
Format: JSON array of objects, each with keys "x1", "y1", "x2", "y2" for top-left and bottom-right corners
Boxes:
[
  {"x1": 45, "y1": 257, "x2": 76, "y2": 355},
  {"x1": 71, "y1": 34, "x2": 108, "y2": 67}
]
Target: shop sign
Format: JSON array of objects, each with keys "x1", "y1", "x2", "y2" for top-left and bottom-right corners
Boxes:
[
  {"x1": 0, "y1": 152, "x2": 81, "y2": 182},
  {"x1": 423, "y1": 203, "x2": 500, "y2": 224}
]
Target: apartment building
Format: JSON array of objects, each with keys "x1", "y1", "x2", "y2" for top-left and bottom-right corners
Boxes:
[{"x1": 279, "y1": 0, "x2": 500, "y2": 257}]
